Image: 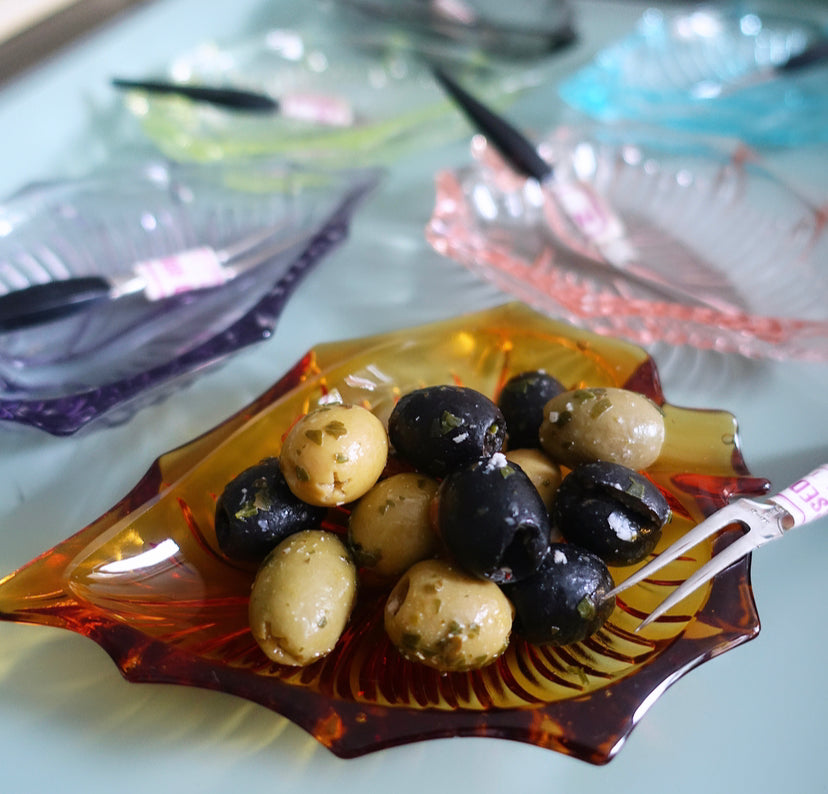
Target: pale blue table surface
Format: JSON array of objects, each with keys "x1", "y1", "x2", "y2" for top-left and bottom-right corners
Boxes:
[{"x1": 1, "y1": 1, "x2": 827, "y2": 792}]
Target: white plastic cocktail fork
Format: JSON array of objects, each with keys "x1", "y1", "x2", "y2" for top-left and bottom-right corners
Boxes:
[{"x1": 606, "y1": 465, "x2": 828, "y2": 630}]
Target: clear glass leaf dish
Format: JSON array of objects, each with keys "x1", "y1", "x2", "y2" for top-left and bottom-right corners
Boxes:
[
  {"x1": 123, "y1": 25, "x2": 534, "y2": 166},
  {"x1": 0, "y1": 159, "x2": 380, "y2": 435},
  {"x1": 426, "y1": 128, "x2": 828, "y2": 361},
  {"x1": 327, "y1": 0, "x2": 576, "y2": 59},
  {"x1": 557, "y1": 5, "x2": 828, "y2": 147},
  {"x1": 0, "y1": 304, "x2": 769, "y2": 764}
]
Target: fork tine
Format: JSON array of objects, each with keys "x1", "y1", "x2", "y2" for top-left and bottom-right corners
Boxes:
[
  {"x1": 606, "y1": 466, "x2": 828, "y2": 631},
  {"x1": 634, "y1": 531, "x2": 759, "y2": 630},
  {"x1": 605, "y1": 501, "x2": 748, "y2": 600}
]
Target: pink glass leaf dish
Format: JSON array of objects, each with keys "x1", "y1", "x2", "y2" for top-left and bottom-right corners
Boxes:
[{"x1": 426, "y1": 129, "x2": 828, "y2": 361}]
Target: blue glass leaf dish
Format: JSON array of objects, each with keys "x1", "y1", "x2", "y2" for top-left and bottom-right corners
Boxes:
[{"x1": 558, "y1": 5, "x2": 828, "y2": 147}]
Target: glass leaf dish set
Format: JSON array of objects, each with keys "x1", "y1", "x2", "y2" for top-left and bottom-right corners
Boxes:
[{"x1": 1, "y1": 0, "x2": 826, "y2": 767}]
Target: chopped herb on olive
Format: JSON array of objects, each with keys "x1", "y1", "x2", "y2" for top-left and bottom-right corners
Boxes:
[
  {"x1": 589, "y1": 397, "x2": 612, "y2": 419},
  {"x1": 305, "y1": 429, "x2": 323, "y2": 445},
  {"x1": 440, "y1": 411, "x2": 464, "y2": 435},
  {"x1": 554, "y1": 411, "x2": 572, "y2": 428},
  {"x1": 324, "y1": 420, "x2": 347, "y2": 438}
]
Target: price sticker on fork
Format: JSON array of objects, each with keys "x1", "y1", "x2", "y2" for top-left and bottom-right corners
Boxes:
[
  {"x1": 547, "y1": 180, "x2": 619, "y2": 243},
  {"x1": 546, "y1": 178, "x2": 637, "y2": 264},
  {"x1": 769, "y1": 465, "x2": 828, "y2": 527},
  {"x1": 134, "y1": 247, "x2": 229, "y2": 301}
]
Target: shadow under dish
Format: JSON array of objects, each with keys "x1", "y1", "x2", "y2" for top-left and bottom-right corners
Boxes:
[{"x1": 0, "y1": 304, "x2": 769, "y2": 764}]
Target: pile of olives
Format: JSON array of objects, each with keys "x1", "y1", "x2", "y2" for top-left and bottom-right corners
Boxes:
[{"x1": 214, "y1": 373, "x2": 670, "y2": 672}]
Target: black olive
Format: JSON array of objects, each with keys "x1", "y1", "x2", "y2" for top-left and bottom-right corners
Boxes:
[
  {"x1": 215, "y1": 457, "x2": 327, "y2": 563},
  {"x1": 388, "y1": 385, "x2": 506, "y2": 477},
  {"x1": 436, "y1": 454, "x2": 551, "y2": 584},
  {"x1": 552, "y1": 461, "x2": 670, "y2": 566},
  {"x1": 497, "y1": 370, "x2": 565, "y2": 449},
  {"x1": 503, "y1": 543, "x2": 615, "y2": 645}
]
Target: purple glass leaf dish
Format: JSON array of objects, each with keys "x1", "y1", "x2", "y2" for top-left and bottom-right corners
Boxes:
[{"x1": 0, "y1": 159, "x2": 380, "y2": 434}]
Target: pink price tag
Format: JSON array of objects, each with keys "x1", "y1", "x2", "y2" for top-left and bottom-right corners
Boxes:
[
  {"x1": 134, "y1": 247, "x2": 228, "y2": 301},
  {"x1": 548, "y1": 179, "x2": 625, "y2": 246},
  {"x1": 280, "y1": 93, "x2": 354, "y2": 128},
  {"x1": 770, "y1": 465, "x2": 828, "y2": 527}
]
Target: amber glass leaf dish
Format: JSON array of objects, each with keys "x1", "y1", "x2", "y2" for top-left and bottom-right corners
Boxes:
[
  {"x1": 0, "y1": 304, "x2": 768, "y2": 764},
  {"x1": 427, "y1": 128, "x2": 828, "y2": 361}
]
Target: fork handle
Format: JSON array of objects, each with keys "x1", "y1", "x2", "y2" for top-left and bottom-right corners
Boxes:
[
  {"x1": 769, "y1": 464, "x2": 828, "y2": 529},
  {"x1": 112, "y1": 78, "x2": 278, "y2": 112},
  {"x1": 0, "y1": 277, "x2": 111, "y2": 331}
]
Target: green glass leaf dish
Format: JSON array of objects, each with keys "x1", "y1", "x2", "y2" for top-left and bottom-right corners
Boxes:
[
  {"x1": 0, "y1": 303, "x2": 768, "y2": 764},
  {"x1": 124, "y1": 26, "x2": 532, "y2": 166}
]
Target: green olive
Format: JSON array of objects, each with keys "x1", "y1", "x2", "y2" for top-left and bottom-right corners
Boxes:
[
  {"x1": 248, "y1": 530, "x2": 357, "y2": 666},
  {"x1": 348, "y1": 472, "x2": 440, "y2": 582},
  {"x1": 280, "y1": 403, "x2": 388, "y2": 506},
  {"x1": 539, "y1": 387, "x2": 665, "y2": 470},
  {"x1": 504, "y1": 448, "x2": 562, "y2": 512},
  {"x1": 384, "y1": 558, "x2": 514, "y2": 672}
]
